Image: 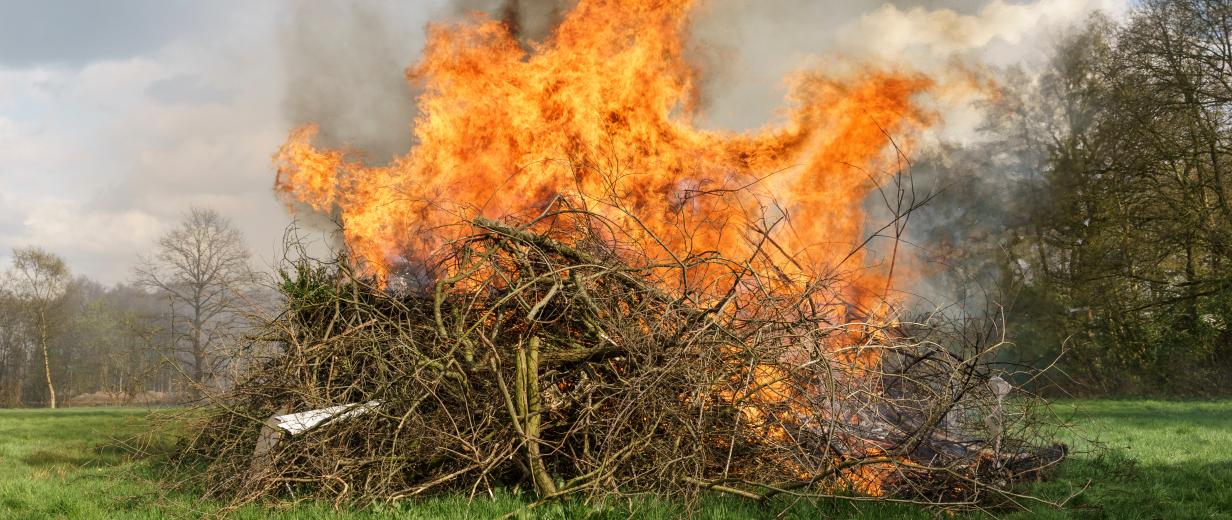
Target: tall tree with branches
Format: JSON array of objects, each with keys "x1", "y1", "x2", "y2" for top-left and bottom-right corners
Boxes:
[
  {"x1": 135, "y1": 208, "x2": 254, "y2": 394},
  {"x1": 9, "y1": 247, "x2": 70, "y2": 408}
]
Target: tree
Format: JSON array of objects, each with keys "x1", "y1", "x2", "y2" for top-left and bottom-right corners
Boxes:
[
  {"x1": 50, "y1": 279, "x2": 178, "y2": 403},
  {"x1": 0, "y1": 278, "x2": 30, "y2": 406},
  {"x1": 9, "y1": 247, "x2": 70, "y2": 408},
  {"x1": 134, "y1": 208, "x2": 254, "y2": 394},
  {"x1": 920, "y1": 4, "x2": 1232, "y2": 394}
]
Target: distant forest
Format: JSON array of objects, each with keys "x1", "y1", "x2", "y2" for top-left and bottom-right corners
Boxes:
[{"x1": 0, "y1": 208, "x2": 262, "y2": 407}]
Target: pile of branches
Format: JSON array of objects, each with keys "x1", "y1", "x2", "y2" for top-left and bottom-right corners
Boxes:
[{"x1": 177, "y1": 211, "x2": 1067, "y2": 512}]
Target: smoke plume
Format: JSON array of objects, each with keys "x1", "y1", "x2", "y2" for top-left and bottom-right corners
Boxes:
[{"x1": 279, "y1": 2, "x2": 424, "y2": 164}]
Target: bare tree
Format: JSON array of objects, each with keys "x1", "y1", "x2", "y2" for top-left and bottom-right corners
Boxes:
[
  {"x1": 9, "y1": 247, "x2": 70, "y2": 408},
  {"x1": 135, "y1": 208, "x2": 254, "y2": 394}
]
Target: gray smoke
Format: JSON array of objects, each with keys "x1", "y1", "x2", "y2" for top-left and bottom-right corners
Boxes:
[
  {"x1": 279, "y1": 0, "x2": 577, "y2": 164},
  {"x1": 279, "y1": 1, "x2": 427, "y2": 164},
  {"x1": 452, "y1": 0, "x2": 572, "y2": 42}
]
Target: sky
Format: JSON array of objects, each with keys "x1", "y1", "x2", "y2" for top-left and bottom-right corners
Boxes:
[{"x1": 0, "y1": 0, "x2": 1129, "y2": 284}]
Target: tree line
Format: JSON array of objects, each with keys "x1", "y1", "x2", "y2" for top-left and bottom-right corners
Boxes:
[
  {"x1": 918, "y1": 0, "x2": 1232, "y2": 395},
  {"x1": 0, "y1": 208, "x2": 259, "y2": 407}
]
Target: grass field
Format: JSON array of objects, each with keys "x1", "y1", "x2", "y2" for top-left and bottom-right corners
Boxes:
[{"x1": 0, "y1": 400, "x2": 1228, "y2": 519}]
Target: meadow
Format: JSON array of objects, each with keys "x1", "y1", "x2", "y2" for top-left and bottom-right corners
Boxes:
[{"x1": 0, "y1": 400, "x2": 1227, "y2": 519}]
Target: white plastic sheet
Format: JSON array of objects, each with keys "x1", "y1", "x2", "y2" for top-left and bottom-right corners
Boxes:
[{"x1": 273, "y1": 400, "x2": 381, "y2": 435}]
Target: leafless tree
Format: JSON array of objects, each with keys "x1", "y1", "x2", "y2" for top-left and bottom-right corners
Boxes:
[
  {"x1": 135, "y1": 207, "x2": 254, "y2": 394},
  {"x1": 9, "y1": 247, "x2": 70, "y2": 409}
]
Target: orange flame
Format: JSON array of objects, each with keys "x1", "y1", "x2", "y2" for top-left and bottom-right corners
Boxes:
[
  {"x1": 274, "y1": 0, "x2": 937, "y2": 495},
  {"x1": 274, "y1": 0, "x2": 932, "y2": 312}
]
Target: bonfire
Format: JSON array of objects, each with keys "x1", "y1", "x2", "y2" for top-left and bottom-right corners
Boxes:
[{"x1": 178, "y1": 0, "x2": 1066, "y2": 512}]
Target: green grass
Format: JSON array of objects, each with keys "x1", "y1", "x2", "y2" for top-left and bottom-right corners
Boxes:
[
  {"x1": 1026, "y1": 400, "x2": 1232, "y2": 519},
  {"x1": 0, "y1": 401, "x2": 1228, "y2": 519}
]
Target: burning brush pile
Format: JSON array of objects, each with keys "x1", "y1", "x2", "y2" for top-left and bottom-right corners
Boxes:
[{"x1": 178, "y1": 0, "x2": 1067, "y2": 512}]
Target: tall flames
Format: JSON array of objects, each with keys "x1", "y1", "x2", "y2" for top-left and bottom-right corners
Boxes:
[
  {"x1": 275, "y1": 0, "x2": 932, "y2": 316},
  {"x1": 189, "y1": 2, "x2": 1064, "y2": 505},
  {"x1": 273, "y1": 3, "x2": 936, "y2": 494}
]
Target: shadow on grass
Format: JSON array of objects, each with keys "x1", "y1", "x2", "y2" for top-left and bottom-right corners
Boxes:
[
  {"x1": 19, "y1": 443, "x2": 144, "y2": 469},
  {"x1": 0, "y1": 408, "x2": 150, "y2": 420},
  {"x1": 1033, "y1": 453, "x2": 1232, "y2": 519},
  {"x1": 20, "y1": 449, "x2": 94, "y2": 467},
  {"x1": 1073, "y1": 410, "x2": 1231, "y2": 427}
]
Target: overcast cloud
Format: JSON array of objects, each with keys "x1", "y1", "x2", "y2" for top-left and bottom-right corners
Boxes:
[{"x1": 0, "y1": 0, "x2": 1128, "y2": 284}]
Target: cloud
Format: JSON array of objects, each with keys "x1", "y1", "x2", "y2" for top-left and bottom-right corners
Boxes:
[
  {"x1": 145, "y1": 73, "x2": 231, "y2": 106},
  {"x1": 0, "y1": 3, "x2": 295, "y2": 284},
  {"x1": 24, "y1": 201, "x2": 162, "y2": 276},
  {"x1": 0, "y1": 0, "x2": 212, "y2": 68}
]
